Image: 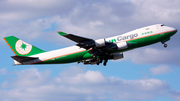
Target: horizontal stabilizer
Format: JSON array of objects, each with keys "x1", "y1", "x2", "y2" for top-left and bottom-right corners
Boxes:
[{"x1": 11, "y1": 56, "x2": 38, "y2": 63}]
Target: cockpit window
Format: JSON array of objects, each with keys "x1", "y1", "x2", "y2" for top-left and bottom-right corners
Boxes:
[{"x1": 161, "y1": 24, "x2": 164, "y2": 27}]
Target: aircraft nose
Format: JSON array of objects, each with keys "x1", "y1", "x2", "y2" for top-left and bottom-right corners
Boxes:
[
  {"x1": 174, "y1": 29, "x2": 178, "y2": 33},
  {"x1": 172, "y1": 28, "x2": 178, "y2": 33},
  {"x1": 169, "y1": 27, "x2": 177, "y2": 32},
  {"x1": 168, "y1": 26, "x2": 178, "y2": 36}
]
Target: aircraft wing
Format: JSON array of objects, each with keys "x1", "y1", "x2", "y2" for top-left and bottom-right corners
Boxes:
[
  {"x1": 57, "y1": 31, "x2": 95, "y2": 49},
  {"x1": 57, "y1": 31, "x2": 118, "y2": 58},
  {"x1": 57, "y1": 31, "x2": 92, "y2": 43}
]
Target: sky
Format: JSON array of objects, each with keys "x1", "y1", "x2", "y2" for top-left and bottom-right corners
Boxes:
[{"x1": 1, "y1": 0, "x2": 180, "y2": 101}]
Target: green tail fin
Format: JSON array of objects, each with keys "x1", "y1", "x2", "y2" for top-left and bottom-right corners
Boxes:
[{"x1": 4, "y1": 36, "x2": 46, "y2": 56}]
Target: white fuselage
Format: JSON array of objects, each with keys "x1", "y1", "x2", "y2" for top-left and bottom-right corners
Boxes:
[
  {"x1": 105, "y1": 24, "x2": 176, "y2": 43},
  {"x1": 14, "y1": 24, "x2": 177, "y2": 65}
]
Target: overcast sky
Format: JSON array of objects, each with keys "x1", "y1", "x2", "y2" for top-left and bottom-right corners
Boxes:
[{"x1": 1, "y1": 0, "x2": 180, "y2": 101}]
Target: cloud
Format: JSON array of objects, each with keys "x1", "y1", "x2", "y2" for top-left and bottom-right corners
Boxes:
[
  {"x1": 0, "y1": 17, "x2": 57, "y2": 42},
  {"x1": 0, "y1": 0, "x2": 77, "y2": 21},
  {"x1": 169, "y1": 90, "x2": 180, "y2": 100},
  {"x1": 0, "y1": 67, "x2": 179, "y2": 101},
  {"x1": 1, "y1": 68, "x2": 51, "y2": 88},
  {"x1": 150, "y1": 65, "x2": 173, "y2": 75},
  {"x1": 131, "y1": 0, "x2": 180, "y2": 23},
  {"x1": 1, "y1": 0, "x2": 180, "y2": 43},
  {"x1": 0, "y1": 68, "x2": 7, "y2": 75},
  {"x1": 124, "y1": 47, "x2": 180, "y2": 66}
]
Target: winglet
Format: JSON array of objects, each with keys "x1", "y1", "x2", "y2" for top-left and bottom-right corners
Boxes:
[{"x1": 57, "y1": 31, "x2": 68, "y2": 36}]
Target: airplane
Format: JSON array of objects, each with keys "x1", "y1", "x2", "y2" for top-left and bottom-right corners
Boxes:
[{"x1": 3, "y1": 24, "x2": 177, "y2": 66}]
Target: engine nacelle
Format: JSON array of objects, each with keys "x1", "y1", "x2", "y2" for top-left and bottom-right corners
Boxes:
[
  {"x1": 82, "y1": 59, "x2": 100, "y2": 65},
  {"x1": 94, "y1": 39, "x2": 106, "y2": 47},
  {"x1": 112, "y1": 53, "x2": 124, "y2": 60},
  {"x1": 116, "y1": 42, "x2": 128, "y2": 50}
]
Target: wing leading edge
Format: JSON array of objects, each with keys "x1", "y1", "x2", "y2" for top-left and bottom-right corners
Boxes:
[
  {"x1": 57, "y1": 31, "x2": 125, "y2": 66},
  {"x1": 57, "y1": 31, "x2": 92, "y2": 43},
  {"x1": 57, "y1": 31, "x2": 95, "y2": 49}
]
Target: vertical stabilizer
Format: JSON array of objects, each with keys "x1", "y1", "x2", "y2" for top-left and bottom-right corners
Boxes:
[{"x1": 3, "y1": 36, "x2": 45, "y2": 56}]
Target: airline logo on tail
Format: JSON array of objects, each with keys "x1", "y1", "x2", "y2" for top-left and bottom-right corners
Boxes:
[{"x1": 15, "y1": 40, "x2": 32, "y2": 55}]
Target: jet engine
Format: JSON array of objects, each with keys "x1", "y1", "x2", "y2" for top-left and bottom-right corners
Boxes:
[
  {"x1": 82, "y1": 58, "x2": 101, "y2": 65},
  {"x1": 116, "y1": 42, "x2": 128, "y2": 50},
  {"x1": 112, "y1": 53, "x2": 124, "y2": 60},
  {"x1": 80, "y1": 53, "x2": 124, "y2": 66},
  {"x1": 94, "y1": 39, "x2": 106, "y2": 47}
]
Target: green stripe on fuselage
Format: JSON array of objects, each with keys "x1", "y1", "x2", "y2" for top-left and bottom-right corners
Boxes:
[
  {"x1": 36, "y1": 30, "x2": 177, "y2": 64},
  {"x1": 112, "y1": 30, "x2": 177, "y2": 53}
]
